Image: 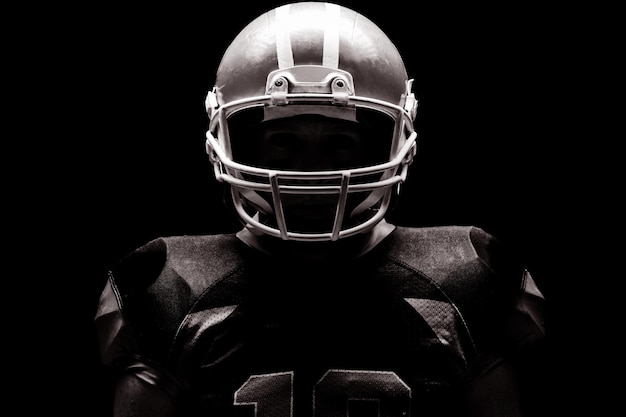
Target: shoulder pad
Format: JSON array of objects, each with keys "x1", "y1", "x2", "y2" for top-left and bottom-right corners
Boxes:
[
  {"x1": 111, "y1": 234, "x2": 244, "y2": 296},
  {"x1": 107, "y1": 233, "x2": 245, "y2": 363},
  {"x1": 385, "y1": 225, "x2": 526, "y2": 347}
]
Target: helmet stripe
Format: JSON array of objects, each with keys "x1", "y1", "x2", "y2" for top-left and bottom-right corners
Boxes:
[
  {"x1": 274, "y1": 4, "x2": 295, "y2": 69},
  {"x1": 322, "y1": 3, "x2": 341, "y2": 68}
]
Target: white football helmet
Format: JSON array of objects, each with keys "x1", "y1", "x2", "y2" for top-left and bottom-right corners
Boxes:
[{"x1": 205, "y1": 1, "x2": 418, "y2": 241}]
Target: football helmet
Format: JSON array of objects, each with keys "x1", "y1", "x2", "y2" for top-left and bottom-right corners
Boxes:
[{"x1": 205, "y1": 1, "x2": 418, "y2": 241}]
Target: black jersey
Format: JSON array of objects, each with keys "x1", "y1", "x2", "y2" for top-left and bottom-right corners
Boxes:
[{"x1": 95, "y1": 225, "x2": 545, "y2": 417}]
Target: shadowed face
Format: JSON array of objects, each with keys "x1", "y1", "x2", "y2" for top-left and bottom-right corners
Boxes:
[
  {"x1": 229, "y1": 112, "x2": 394, "y2": 233},
  {"x1": 256, "y1": 115, "x2": 370, "y2": 171}
]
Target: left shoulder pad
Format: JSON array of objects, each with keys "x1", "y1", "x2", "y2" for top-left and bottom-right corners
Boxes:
[
  {"x1": 386, "y1": 225, "x2": 527, "y2": 347},
  {"x1": 387, "y1": 225, "x2": 525, "y2": 282}
]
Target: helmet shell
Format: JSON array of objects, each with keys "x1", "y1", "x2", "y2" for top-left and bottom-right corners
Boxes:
[
  {"x1": 214, "y1": 2, "x2": 409, "y2": 106},
  {"x1": 205, "y1": 2, "x2": 418, "y2": 242}
]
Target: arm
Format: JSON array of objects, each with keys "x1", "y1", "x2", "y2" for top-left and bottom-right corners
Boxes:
[
  {"x1": 463, "y1": 358, "x2": 523, "y2": 417},
  {"x1": 113, "y1": 373, "x2": 179, "y2": 417},
  {"x1": 94, "y1": 248, "x2": 184, "y2": 417},
  {"x1": 464, "y1": 271, "x2": 548, "y2": 417}
]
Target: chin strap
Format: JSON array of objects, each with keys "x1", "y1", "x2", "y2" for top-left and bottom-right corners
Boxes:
[
  {"x1": 355, "y1": 219, "x2": 396, "y2": 257},
  {"x1": 349, "y1": 188, "x2": 386, "y2": 217},
  {"x1": 236, "y1": 189, "x2": 274, "y2": 214}
]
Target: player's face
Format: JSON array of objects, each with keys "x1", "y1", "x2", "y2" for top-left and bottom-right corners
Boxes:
[
  {"x1": 228, "y1": 113, "x2": 392, "y2": 233},
  {"x1": 255, "y1": 115, "x2": 377, "y2": 230},
  {"x1": 256, "y1": 115, "x2": 369, "y2": 171}
]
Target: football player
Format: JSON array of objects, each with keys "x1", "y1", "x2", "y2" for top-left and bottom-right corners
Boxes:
[{"x1": 95, "y1": 2, "x2": 547, "y2": 416}]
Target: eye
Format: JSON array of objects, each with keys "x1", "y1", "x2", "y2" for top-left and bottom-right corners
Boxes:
[
  {"x1": 259, "y1": 132, "x2": 303, "y2": 170},
  {"x1": 267, "y1": 132, "x2": 298, "y2": 149},
  {"x1": 323, "y1": 134, "x2": 355, "y2": 152}
]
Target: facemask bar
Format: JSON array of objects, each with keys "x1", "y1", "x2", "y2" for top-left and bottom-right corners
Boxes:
[
  {"x1": 205, "y1": 70, "x2": 418, "y2": 241},
  {"x1": 206, "y1": 111, "x2": 416, "y2": 241}
]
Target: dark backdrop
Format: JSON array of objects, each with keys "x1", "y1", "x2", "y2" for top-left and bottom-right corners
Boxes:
[{"x1": 51, "y1": 1, "x2": 585, "y2": 415}]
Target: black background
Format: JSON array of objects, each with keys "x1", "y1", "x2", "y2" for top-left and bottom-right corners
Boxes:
[{"x1": 35, "y1": 1, "x2": 599, "y2": 415}]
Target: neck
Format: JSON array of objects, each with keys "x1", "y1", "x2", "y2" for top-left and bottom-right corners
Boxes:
[{"x1": 236, "y1": 220, "x2": 395, "y2": 261}]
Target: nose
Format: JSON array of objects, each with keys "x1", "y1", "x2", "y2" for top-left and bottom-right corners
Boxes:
[
  {"x1": 293, "y1": 135, "x2": 335, "y2": 171},
  {"x1": 265, "y1": 132, "x2": 337, "y2": 171}
]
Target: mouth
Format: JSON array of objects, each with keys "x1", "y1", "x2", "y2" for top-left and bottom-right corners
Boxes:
[
  {"x1": 277, "y1": 197, "x2": 340, "y2": 232},
  {"x1": 284, "y1": 203, "x2": 337, "y2": 221}
]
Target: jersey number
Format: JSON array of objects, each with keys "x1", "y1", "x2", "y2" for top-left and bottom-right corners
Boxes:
[{"x1": 234, "y1": 369, "x2": 411, "y2": 417}]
